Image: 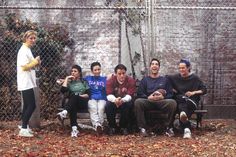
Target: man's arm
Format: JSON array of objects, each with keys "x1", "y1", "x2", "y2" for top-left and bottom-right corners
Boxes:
[
  {"x1": 137, "y1": 78, "x2": 148, "y2": 98},
  {"x1": 163, "y1": 76, "x2": 174, "y2": 99},
  {"x1": 121, "y1": 77, "x2": 136, "y2": 102},
  {"x1": 106, "y1": 75, "x2": 118, "y2": 103}
]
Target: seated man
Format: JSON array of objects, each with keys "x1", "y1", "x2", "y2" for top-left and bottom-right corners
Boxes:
[
  {"x1": 105, "y1": 64, "x2": 136, "y2": 135},
  {"x1": 57, "y1": 65, "x2": 90, "y2": 137},
  {"x1": 85, "y1": 61, "x2": 107, "y2": 135},
  {"x1": 169, "y1": 59, "x2": 207, "y2": 139},
  {"x1": 134, "y1": 58, "x2": 177, "y2": 137}
]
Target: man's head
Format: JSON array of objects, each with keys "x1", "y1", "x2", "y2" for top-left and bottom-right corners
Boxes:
[
  {"x1": 149, "y1": 58, "x2": 160, "y2": 75},
  {"x1": 178, "y1": 59, "x2": 191, "y2": 77},
  {"x1": 90, "y1": 61, "x2": 101, "y2": 76},
  {"x1": 71, "y1": 65, "x2": 82, "y2": 79},
  {"x1": 114, "y1": 64, "x2": 127, "y2": 83},
  {"x1": 23, "y1": 30, "x2": 37, "y2": 48}
]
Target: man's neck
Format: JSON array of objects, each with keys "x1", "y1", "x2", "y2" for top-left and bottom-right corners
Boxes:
[
  {"x1": 150, "y1": 73, "x2": 159, "y2": 78},
  {"x1": 117, "y1": 79, "x2": 124, "y2": 84}
]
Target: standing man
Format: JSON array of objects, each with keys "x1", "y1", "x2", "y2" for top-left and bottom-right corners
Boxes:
[
  {"x1": 169, "y1": 59, "x2": 207, "y2": 138},
  {"x1": 134, "y1": 58, "x2": 177, "y2": 137},
  {"x1": 17, "y1": 30, "x2": 41, "y2": 137},
  {"x1": 105, "y1": 64, "x2": 136, "y2": 135}
]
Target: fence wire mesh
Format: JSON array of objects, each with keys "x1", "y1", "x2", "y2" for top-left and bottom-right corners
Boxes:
[
  {"x1": 0, "y1": 0, "x2": 235, "y2": 120},
  {"x1": 0, "y1": 5, "x2": 147, "y2": 120}
]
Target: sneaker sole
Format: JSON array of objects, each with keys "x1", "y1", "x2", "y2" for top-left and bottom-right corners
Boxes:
[{"x1": 19, "y1": 133, "x2": 34, "y2": 137}]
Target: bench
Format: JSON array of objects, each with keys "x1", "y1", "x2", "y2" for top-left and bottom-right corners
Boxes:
[
  {"x1": 145, "y1": 95, "x2": 207, "y2": 129},
  {"x1": 57, "y1": 80, "x2": 207, "y2": 130}
]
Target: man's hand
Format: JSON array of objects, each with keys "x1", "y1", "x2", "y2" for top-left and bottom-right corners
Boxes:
[
  {"x1": 114, "y1": 97, "x2": 123, "y2": 107},
  {"x1": 148, "y1": 92, "x2": 164, "y2": 101},
  {"x1": 66, "y1": 75, "x2": 75, "y2": 81},
  {"x1": 185, "y1": 91, "x2": 195, "y2": 97},
  {"x1": 35, "y1": 56, "x2": 41, "y2": 65},
  {"x1": 80, "y1": 94, "x2": 89, "y2": 98}
]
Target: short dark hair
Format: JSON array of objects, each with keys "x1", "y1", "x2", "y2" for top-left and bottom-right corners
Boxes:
[
  {"x1": 114, "y1": 64, "x2": 127, "y2": 73},
  {"x1": 179, "y1": 59, "x2": 191, "y2": 72},
  {"x1": 179, "y1": 59, "x2": 191, "y2": 68},
  {"x1": 71, "y1": 65, "x2": 82, "y2": 77},
  {"x1": 90, "y1": 61, "x2": 101, "y2": 71},
  {"x1": 150, "y1": 58, "x2": 160, "y2": 66}
]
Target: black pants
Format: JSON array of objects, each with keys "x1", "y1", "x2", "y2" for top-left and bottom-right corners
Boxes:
[
  {"x1": 21, "y1": 88, "x2": 36, "y2": 128},
  {"x1": 177, "y1": 99, "x2": 197, "y2": 130},
  {"x1": 64, "y1": 94, "x2": 88, "y2": 127},
  {"x1": 105, "y1": 101, "x2": 133, "y2": 129}
]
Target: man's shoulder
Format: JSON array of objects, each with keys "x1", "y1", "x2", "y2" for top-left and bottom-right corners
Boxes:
[
  {"x1": 189, "y1": 73, "x2": 201, "y2": 81},
  {"x1": 126, "y1": 75, "x2": 136, "y2": 81}
]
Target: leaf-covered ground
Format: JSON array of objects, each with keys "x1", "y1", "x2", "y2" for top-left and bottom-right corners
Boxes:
[{"x1": 0, "y1": 119, "x2": 236, "y2": 157}]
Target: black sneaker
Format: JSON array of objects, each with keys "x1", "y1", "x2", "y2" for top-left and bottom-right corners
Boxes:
[
  {"x1": 96, "y1": 126, "x2": 103, "y2": 136},
  {"x1": 108, "y1": 128, "x2": 116, "y2": 136},
  {"x1": 121, "y1": 128, "x2": 128, "y2": 135}
]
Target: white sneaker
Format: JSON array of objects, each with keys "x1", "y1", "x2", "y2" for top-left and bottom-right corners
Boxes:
[
  {"x1": 165, "y1": 127, "x2": 175, "y2": 137},
  {"x1": 71, "y1": 126, "x2": 79, "y2": 137},
  {"x1": 18, "y1": 125, "x2": 33, "y2": 134},
  {"x1": 183, "y1": 128, "x2": 192, "y2": 139},
  {"x1": 19, "y1": 128, "x2": 34, "y2": 137},
  {"x1": 57, "y1": 110, "x2": 67, "y2": 121},
  {"x1": 180, "y1": 111, "x2": 188, "y2": 123}
]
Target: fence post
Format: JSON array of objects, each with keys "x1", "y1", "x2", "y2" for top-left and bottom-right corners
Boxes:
[{"x1": 29, "y1": 78, "x2": 40, "y2": 128}]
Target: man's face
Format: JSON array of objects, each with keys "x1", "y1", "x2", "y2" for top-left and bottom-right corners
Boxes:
[
  {"x1": 71, "y1": 68, "x2": 80, "y2": 79},
  {"x1": 92, "y1": 65, "x2": 101, "y2": 76},
  {"x1": 178, "y1": 63, "x2": 189, "y2": 77},
  {"x1": 150, "y1": 60, "x2": 160, "y2": 75},
  {"x1": 25, "y1": 34, "x2": 37, "y2": 47},
  {"x1": 116, "y1": 69, "x2": 126, "y2": 83}
]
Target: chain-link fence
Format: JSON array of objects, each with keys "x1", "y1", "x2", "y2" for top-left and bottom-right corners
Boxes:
[
  {"x1": 0, "y1": 0, "x2": 236, "y2": 120},
  {"x1": 0, "y1": 1, "x2": 147, "y2": 120},
  {"x1": 151, "y1": 1, "x2": 236, "y2": 118}
]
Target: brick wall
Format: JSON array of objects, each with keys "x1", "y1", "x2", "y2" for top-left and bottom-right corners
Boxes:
[{"x1": 1, "y1": 0, "x2": 236, "y2": 118}]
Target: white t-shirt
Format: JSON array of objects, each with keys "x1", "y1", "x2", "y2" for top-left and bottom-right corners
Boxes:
[{"x1": 17, "y1": 44, "x2": 37, "y2": 91}]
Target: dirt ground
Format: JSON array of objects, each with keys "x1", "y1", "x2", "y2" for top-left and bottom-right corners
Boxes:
[{"x1": 0, "y1": 119, "x2": 236, "y2": 157}]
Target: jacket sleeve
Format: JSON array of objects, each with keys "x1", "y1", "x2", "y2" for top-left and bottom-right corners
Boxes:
[
  {"x1": 127, "y1": 77, "x2": 136, "y2": 98},
  {"x1": 21, "y1": 58, "x2": 39, "y2": 71},
  {"x1": 164, "y1": 76, "x2": 174, "y2": 99},
  {"x1": 137, "y1": 78, "x2": 148, "y2": 98},
  {"x1": 198, "y1": 77, "x2": 207, "y2": 95},
  {"x1": 61, "y1": 86, "x2": 69, "y2": 94},
  {"x1": 106, "y1": 75, "x2": 114, "y2": 95}
]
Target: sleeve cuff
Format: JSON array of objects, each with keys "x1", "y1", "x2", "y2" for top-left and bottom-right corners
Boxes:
[{"x1": 107, "y1": 94, "x2": 116, "y2": 102}]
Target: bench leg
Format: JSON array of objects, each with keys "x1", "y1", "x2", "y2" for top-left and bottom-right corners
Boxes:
[{"x1": 196, "y1": 113, "x2": 202, "y2": 129}]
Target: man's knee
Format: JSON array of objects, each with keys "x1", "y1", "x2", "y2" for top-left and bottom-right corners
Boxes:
[
  {"x1": 165, "y1": 99, "x2": 177, "y2": 111},
  {"x1": 134, "y1": 98, "x2": 145, "y2": 109}
]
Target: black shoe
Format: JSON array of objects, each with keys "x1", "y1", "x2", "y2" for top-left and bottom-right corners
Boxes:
[
  {"x1": 108, "y1": 128, "x2": 116, "y2": 136},
  {"x1": 121, "y1": 128, "x2": 128, "y2": 135},
  {"x1": 96, "y1": 126, "x2": 103, "y2": 136}
]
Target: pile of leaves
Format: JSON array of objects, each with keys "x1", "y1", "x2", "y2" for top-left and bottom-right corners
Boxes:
[{"x1": 0, "y1": 119, "x2": 236, "y2": 156}]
